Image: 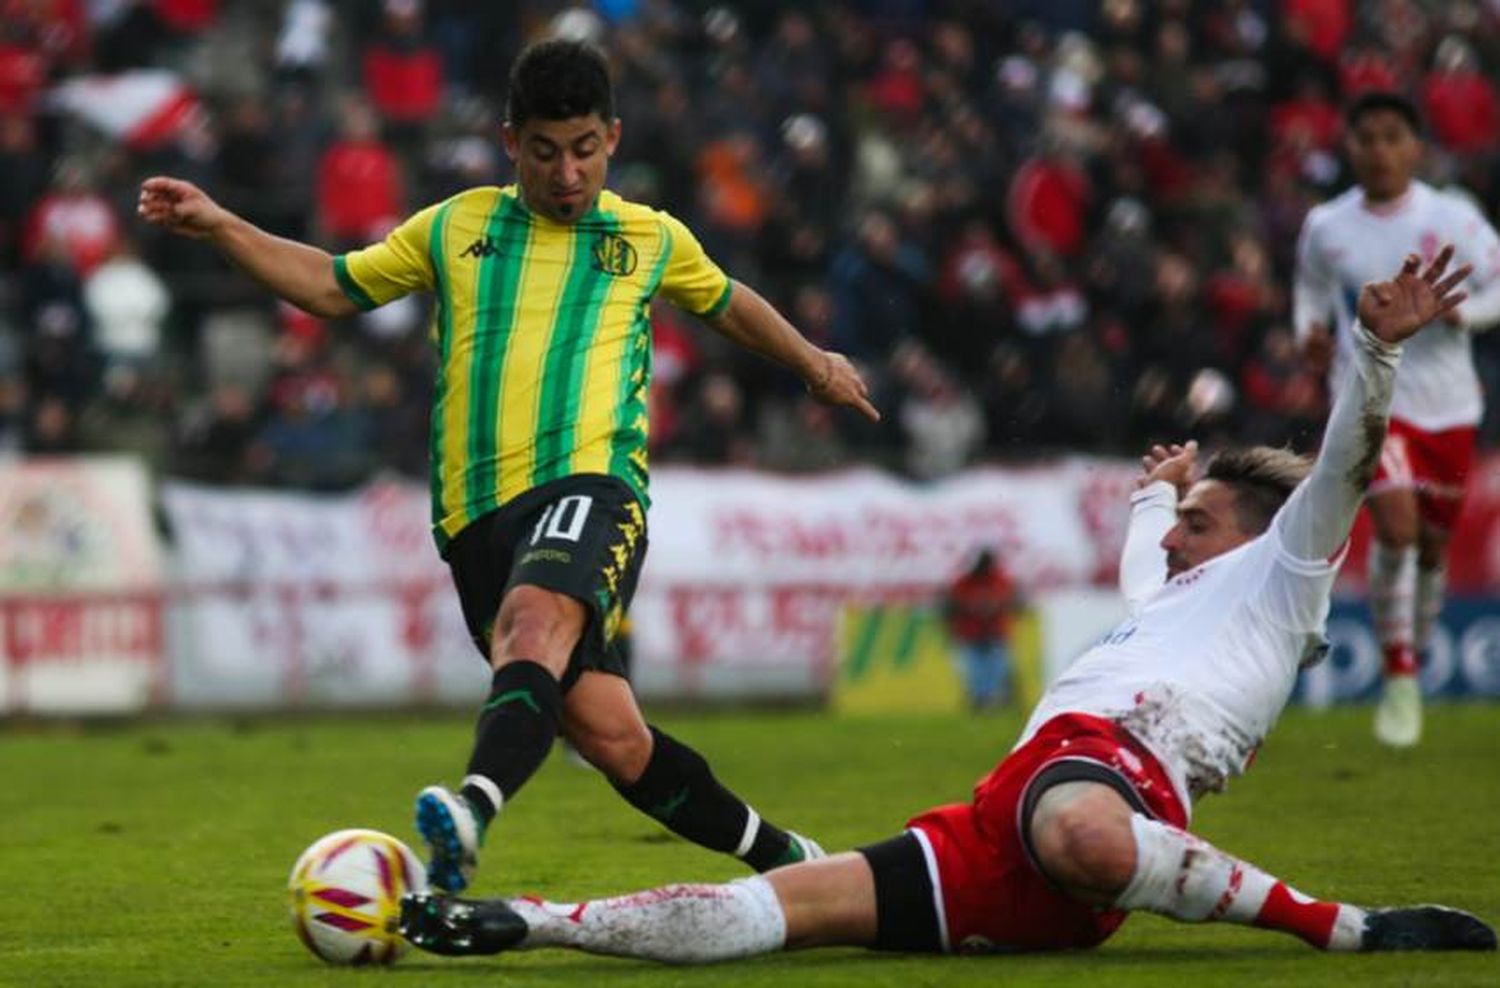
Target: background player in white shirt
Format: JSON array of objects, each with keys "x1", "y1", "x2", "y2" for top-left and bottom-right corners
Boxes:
[
  {"x1": 1295, "y1": 92, "x2": 1500, "y2": 747},
  {"x1": 396, "y1": 250, "x2": 1494, "y2": 963}
]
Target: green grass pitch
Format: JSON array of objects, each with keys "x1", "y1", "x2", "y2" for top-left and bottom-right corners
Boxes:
[{"x1": 2, "y1": 704, "x2": 1497, "y2": 987}]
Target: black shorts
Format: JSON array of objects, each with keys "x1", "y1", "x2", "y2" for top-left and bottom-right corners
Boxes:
[
  {"x1": 858, "y1": 832, "x2": 944, "y2": 953},
  {"x1": 445, "y1": 474, "x2": 648, "y2": 690}
]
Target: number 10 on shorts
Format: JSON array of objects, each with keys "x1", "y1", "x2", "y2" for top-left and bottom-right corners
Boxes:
[{"x1": 531, "y1": 495, "x2": 594, "y2": 544}]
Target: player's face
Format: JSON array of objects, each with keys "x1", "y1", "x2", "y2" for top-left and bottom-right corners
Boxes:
[
  {"x1": 1346, "y1": 110, "x2": 1421, "y2": 202},
  {"x1": 504, "y1": 114, "x2": 621, "y2": 224},
  {"x1": 1160, "y1": 480, "x2": 1255, "y2": 577}
]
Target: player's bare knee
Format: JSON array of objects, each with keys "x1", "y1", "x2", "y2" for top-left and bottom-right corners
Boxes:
[
  {"x1": 1369, "y1": 495, "x2": 1419, "y2": 547},
  {"x1": 1375, "y1": 528, "x2": 1418, "y2": 551},
  {"x1": 768, "y1": 853, "x2": 878, "y2": 949},
  {"x1": 1417, "y1": 529, "x2": 1449, "y2": 569},
  {"x1": 1030, "y1": 784, "x2": 1136, "y2": 898}
]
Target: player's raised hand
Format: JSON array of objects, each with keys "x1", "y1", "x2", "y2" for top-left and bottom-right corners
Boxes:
[
  {"x1": 806, "y1": 350, "x2": 880, "y2": 422},
  {"x1": 1358, "y1": 245, "x2": 1472, "y2": 345},
  {"x1": 137, "y1": 176, "x2": 231, "y2": 240},
  {"x1": 1137, "y1": 440, "x2": 1198, "y2": 494}
]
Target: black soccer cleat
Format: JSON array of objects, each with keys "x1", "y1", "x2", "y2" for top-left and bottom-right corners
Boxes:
[
  {"x1": 1359, "y1": 905, "x2": 1497, "y2": 952},
  {"x1": 399, "y1": 892, "x2": 529, "y2": 956}
]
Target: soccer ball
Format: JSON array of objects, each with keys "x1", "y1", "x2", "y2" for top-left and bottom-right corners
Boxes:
[{"x1": 288, "y1": 828, "x2": 428, "y2": 965}]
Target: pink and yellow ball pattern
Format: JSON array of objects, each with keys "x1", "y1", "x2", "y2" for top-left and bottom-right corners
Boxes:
[{"x1": 288, "y1": 828, "x2": 428, "y2": 965}]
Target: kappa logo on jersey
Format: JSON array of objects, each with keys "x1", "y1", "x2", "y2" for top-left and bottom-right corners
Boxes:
[
  {"x1": 459, "y1": 236, "x2": 502, "y2": 259},
  {"x1": 590, "y1": 232, "x2": 638, "y2": 276}
]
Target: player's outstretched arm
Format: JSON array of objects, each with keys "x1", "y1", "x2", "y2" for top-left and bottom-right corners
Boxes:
[
  {"x1": 137, "y1": 176, "x2": 357, "y2": 319},
  {"x1": 705, "y1": 281, "x2": 880, "y2": 422},
  {"x1": 1440, "y1": 201, "x2": 1500, "y2": 331},
  {"x1": 1279, "y1": 248, "x2": 1472, "y2": 560}
]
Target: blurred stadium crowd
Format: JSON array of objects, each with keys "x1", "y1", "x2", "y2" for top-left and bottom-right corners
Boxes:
[{"x1": 3, "y1": 0, "x2": 1500, "y2": 488}]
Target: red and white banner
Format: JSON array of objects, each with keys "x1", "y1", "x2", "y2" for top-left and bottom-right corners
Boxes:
[
  {"x1": 159, "y1": 463, "x2": 1140, "y2": 704},
  {"x1": 162, "y1": 480, "x2": 484, "y2": 708},
  {"x1": 629, "y1": 463, "x2": 1137, "y2": 698},
  {"x1": 50, "y1": 69, "x2": 200, "y2": 149},
  {"x1": 156, "y1": 456, "x2": 1500, "y2": 706},
  {"x1": 0, "y1": 457, "x2": 164, "y2": 713}
]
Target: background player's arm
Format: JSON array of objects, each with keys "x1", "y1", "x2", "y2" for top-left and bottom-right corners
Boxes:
[
  {"x1": 1445, "y1": 204, "x2": 1500, "y2": 331},
  {"x1": 1278, "y1": 249, "x2": 1471, "y2": 562},
  {"x1": 138, "y1": 176, "x2": 356, "y2": 319},
  {"x1": 707, "y1": 280, "x2": 880, "y2": 422},
  {"x1": 1452, "y1": 279, "x2": 1500, "y2": 330},
  {"x1": 1292, "y1": 218, "x2": 1336, "y2": 374}
]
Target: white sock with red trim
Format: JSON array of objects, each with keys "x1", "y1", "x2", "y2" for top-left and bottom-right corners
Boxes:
[
  {"x1": 508, "y1": 876, "x2": 786, "y2": 963},
  {"x1": 1369, "y1": 544, "x2": 1417, "y2": 675},
  {"x1": 1414, "y1": 562, "x2": 1446, "y2": 656},
  {"x1": 1115, "y1": 815, "x2": 1365, "y2": 951}
]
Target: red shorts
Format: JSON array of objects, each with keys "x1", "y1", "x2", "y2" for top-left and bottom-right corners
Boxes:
[
  {"x1": 1370, "y1": 418, "x2": 1477, "y2": 530},
  {"x1": 905, "y1": 713, "x2": 1187, "y2": 954}
]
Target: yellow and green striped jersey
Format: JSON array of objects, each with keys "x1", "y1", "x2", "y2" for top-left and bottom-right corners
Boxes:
[{"x1": 333, "y1": 186, "x2": 732, "y2": 551}]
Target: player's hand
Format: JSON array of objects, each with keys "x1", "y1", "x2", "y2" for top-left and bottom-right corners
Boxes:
[
  {"x1": 1137, "y1": 440, "x2": 1197, "y2": 495},
  {"x1": 806, "y1": 350, "x2": 880, "y2": 422},
  {"x1": 1301, "y1": 324, "x2": 1332, "y2": 375},
  {"x1": 1358, "y1": 246, "x2": 1472, "y2": 345},
  {"x1": 137, "y1": 176, "x2": 231, "y2": 240}
]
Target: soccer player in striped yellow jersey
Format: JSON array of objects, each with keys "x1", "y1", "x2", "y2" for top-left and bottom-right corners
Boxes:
[{"x1": 139, "y1": 38, "x2": 877, "y2": 893}]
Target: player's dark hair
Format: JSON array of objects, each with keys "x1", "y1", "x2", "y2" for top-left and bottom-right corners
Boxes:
[
  {"x1": 507, "y1": 38, "x2": 614, "y2": 128},
  {"x1": 1345, "y1": 91, "x2": 1423, "y2": 135},
  {"x1": 1205, "y1": 447, "x2": 1313, "y2": 535}
]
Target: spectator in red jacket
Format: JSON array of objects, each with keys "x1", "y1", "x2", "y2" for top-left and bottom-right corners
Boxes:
[
  {"x1": 942, "y1": 548, "x2": 1022, "y2": 711},
  {"x1": 1281, "y1": 0, "x2": 1351, "y2": 64},
  {"x1": 154, "y1": 0, "x2": 218, "y2": 36},
  {"x1": 316, "y1": 98, "x2": 402, "y2": 248},
  {"x1": 1339, "y1": 42, "x2": 1399, "y2": 98},
  {"x1": 23, "y1": 158, "x2": 120, "y2": 277},
  {"x1": 1270, "y1": 75, "x2": 1341, "y2": 152},
  {"x1": 1423, "y1": 36, "x2": 1499, "y2": 157},
  {"x1": 362, "y1": 0, "x2": 442, "y2": 139},
  {"x1": 1008, "y1": 146, "x2": 1091, "y2": 259}
]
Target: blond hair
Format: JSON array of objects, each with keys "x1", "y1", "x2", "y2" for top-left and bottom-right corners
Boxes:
[{"x1": 1204, "y1": 447, "x2": 1313, "y2": 534}]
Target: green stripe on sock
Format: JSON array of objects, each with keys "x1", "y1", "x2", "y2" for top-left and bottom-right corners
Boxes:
[{"x1": 480, "y1": 688, "x2": 540, "y2": 715}]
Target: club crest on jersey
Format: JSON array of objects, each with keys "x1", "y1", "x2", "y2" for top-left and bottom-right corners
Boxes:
[{"x1": 591, "y1": 232, "x2": 638, "y2": 276}]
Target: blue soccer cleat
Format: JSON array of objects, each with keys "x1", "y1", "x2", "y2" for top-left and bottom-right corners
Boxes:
[{"x1": 414, "y1": 785, "x2": 483, "y2": 893}]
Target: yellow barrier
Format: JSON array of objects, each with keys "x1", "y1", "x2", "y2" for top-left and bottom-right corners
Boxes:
[{"x1": 832, "y1": 603, "x2": 1041, "y2": 714}]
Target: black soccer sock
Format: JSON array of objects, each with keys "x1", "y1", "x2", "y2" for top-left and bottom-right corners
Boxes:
[
  {"x1": 460, "y1": 661, "x2": 562, "y2": 826},
  {"x1": 613, "y1": 726, "x2": 800, "y2": 872}
]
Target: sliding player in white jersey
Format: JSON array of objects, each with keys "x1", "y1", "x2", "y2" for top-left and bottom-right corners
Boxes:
[
  {"x1": 396, "y1": 249, "x2": 1494, "y2": 964},
  {"x1": 1295, "y1": 92, "x2": 1500, "y2": 747}
]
